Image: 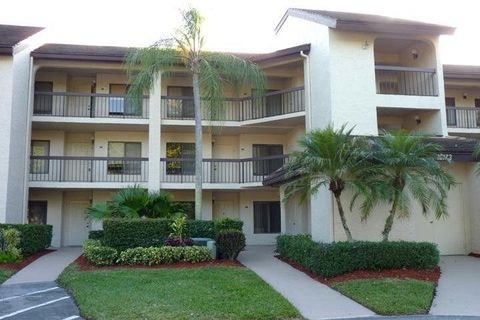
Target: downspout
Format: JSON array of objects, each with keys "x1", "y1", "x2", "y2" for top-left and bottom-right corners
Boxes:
[
  {"x1": 21, "y1": 56, "x2": 35, "y2": 223},
  {"x1": 300, "y1": 50, "x2": 312, "y2": 130}
]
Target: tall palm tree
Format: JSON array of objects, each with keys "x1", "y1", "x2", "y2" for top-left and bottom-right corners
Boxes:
[
  {"x1": 126, "y1": 8, "x2": 265, "y2": 219},
  {"x1": 357, "y1": 131, "x2": 456, "y2": 241},
  {"x1": 284, "y1": 125, "x2": 370, "y2": 241}
]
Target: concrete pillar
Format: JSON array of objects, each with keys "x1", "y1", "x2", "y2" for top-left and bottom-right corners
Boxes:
[
  {"x1": 280, "y1": 186, "x2": 287, "y2": 234},
  {"x1": 148, "y1": 74, "x2": 162, "y2": 191},
  {"x1": 310, "y1": 188, "x2": 334, "y2": 242}
]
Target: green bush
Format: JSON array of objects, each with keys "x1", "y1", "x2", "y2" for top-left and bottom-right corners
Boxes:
[
  {"x1": 216, "y1": 230, "x2": 246, "y2": 260},
  {"x1": 83, "y1": 239, "x2": 118, "y2": 266},
  {"x1": 118, "y1": 246, "x2": 212, "y2": 265},
  {"x1": 102, "y1": 219, "x2": 214, "y2": 251},
  {"x1": 88, "y1": 230, "x2": 104, "y2": 240},
  {"x1": 0, "y1": 224, "x2": 52, "y2": 255},
  {"x1": 276, "y1": 235, "x2": 439, "y2": 278},
  {"x1": 214, "y1": 218, "x2": 243, "y2": 234}
]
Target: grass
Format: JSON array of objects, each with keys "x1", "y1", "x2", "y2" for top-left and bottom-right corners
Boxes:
[
  {"x1": 0, "y1": 267, "x2": 15, "y2": 284},
  {"x1": 332, "y1": 278, "x2": 435, "y2": 315},
  {"x1": 58, "y1": 264, "x2": 300, "y2": 320}
]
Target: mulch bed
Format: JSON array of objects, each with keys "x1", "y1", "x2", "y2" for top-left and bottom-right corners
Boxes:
[
  {"x1": 75, "y1": 255, "x2": 244, "y2": 271},
  {"x1": 0, "y1": 249, "x2": 55, "y2": 271},
  {"x1": 469, "y1": 253, "x2": 480, "y2": 258},
  {"x1": 276, "y1": 255, "x2": 441, "y2": 285}
]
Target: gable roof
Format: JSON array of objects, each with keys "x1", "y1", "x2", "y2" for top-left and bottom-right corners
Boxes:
[
  {"x1": 275, "y1": 8, "x2": 455, "y2": 36},
  {"x1": 31, "y1": 43, "x2": 311, "y2": 63},
  {"x1": 0, "y1": 24, "x2": 43, "y2": 55}
]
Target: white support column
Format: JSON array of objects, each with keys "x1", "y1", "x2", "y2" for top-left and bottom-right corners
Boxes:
[
  {"x1": 148, "y1": 74, "x2": 162, "y2": 191},
  {"x1": 310, "y1": 189, "x2": 334, "y2": 242},
  {"x1": 280, "y1": 186, "x2": 287, "y2": 234}
]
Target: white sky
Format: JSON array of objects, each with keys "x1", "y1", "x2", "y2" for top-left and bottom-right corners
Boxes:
[{"x1": 1, "y1": 0, "x2": 479, "y2": 65}]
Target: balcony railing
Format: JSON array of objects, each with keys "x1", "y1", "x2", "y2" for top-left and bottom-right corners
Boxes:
[
  {"x1": 33, "y1": 92, "x2": 149, "y2": 119},
  {"x1": 446, "y1": 107, "x2": 480, "y2": 128},
  {"x1": 161, "y1": 87, "x2": 304, "y2": 121},
  {"x1": 29, "y1": 156, "x2": 148, "y2": 182},
  {"x1": 375, "y1": 65, "x2": 437, "y2": 96},
  {"x1": 160, "y1": 155, "x2": 289, "y2": 184}
]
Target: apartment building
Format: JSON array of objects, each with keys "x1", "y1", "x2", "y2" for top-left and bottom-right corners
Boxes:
[{"x1": 1, "y1": 9, "x2": 480, "y2": 254}]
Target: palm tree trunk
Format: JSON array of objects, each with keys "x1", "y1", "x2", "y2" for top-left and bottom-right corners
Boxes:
[
  {"x1": 192, "y1": 72, "x2": 203, "y2": 220},
  {"x1": 334, "y1": 193, "x2": 353, "y2": 241},
  {"x1": 382, "y1": 192, "x2": 399, "y2": 241}
]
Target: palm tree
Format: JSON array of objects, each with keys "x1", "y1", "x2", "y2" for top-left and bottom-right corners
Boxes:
[
  {"x1": 126, "y1": 8, "x2": 265, "y2": 219},
  {"x1": 284, "y1": 125, "x2": 370, "y2": 241},
  {"x1": 87, "y1": 186, "x2": 183, "y2": 220},
  {"x1": 358, "y1": 131, "x2": 456, "y2": 241}
]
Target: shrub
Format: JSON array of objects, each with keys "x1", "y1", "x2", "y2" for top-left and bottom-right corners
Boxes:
[
  {"x1": 83, "y1": 240, "x2": 118, "y2": 266},
  {"x1": 88, "y1": 230, "x2": 104, "y2": 240},
  {"x1": 0, "y1": 224, "x2": 52, "y2": 255},
  {"x1": 216, "y1": 230, "x2": 246, "y2": 260},
  {"x1": 164, "y1": 236, "x2": 193, "y2": 247},
  {"x1": 0, "y1": 251, "x2": 21, "y2": 263},
  {"x1": 214, "y1": 218, "x2": 243, "y2": 234},
  {"x1": 118, "y1": 246, "x2": 212, "y2": 265},
  {"x1": 276, "y1": 235, "x2": 440, "y2": 278},
  {"x1": 102, "y1": 219, "x2": 214, "y2": 251}
]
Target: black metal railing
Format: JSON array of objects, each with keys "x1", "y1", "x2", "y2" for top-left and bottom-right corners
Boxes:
[
  {"x1": 29, "y1": 156, "x2": 148, "y2": 182},
  {"x1": 161, "y1": 87, "x2": 304, "y2": 121},
  {"x1": 160, "y1": 154, "x2": 289, "y2": 183},
  {"x1": 375, "y1": 66, "x2": 437, "y2": 96},
  {"x1": 33, "y1": 92, "x2": 149, "y2": 119},
  {"x1": 446, "y1": 107, "x2": 480, "y2": 128}
]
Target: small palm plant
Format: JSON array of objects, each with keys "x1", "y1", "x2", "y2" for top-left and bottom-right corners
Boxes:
[
  {"x1": 126, "y1": 8, "x2": 265, "y2": 219},
  {"x1": 284, "y1": 125, "x2": 370, "y2": 241},
  {"x1": 355, "y1": 131, "x2": 456, "y2": 241}
]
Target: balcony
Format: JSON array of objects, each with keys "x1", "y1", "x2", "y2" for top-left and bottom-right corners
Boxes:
[
  {"x1": 375, "y1": 66, "x2": 438, "y2": 97},
  {"x1": 161, "y1": 154, "x2": 289, "y2": 185},
  {"x1": 446, "y1": 107, "x2": 480, "y2": 129},
  {"x1": 161, "y1": 87, "x2": 304, "y2": 122},
  {"x1": 29, "y1": 156, "x2": 149, "y2": 185},
  {"x1": 33, "y1": 92, "x2": 149, "y2": 119}
]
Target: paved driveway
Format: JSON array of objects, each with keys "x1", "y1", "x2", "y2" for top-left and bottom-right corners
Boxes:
[
  {"x1": 430, "y1": 256, "x2": 480, "y2": 316},
  {"x1": 0, "y1": 281, "x2": 81, "y2": 320}
]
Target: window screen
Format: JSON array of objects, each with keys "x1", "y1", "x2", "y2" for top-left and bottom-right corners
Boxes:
[
  {"x1": 107, "y1": 142, "x2": 142, "y2": 174},
  {"x1": 253, "y1": 201, "x2": 281, "y2": 234},
  {"x1": 166, "y1": 143, "x2": 195, "y2": 175},
  {"x1": 252, "y1": 144, "x2": 284, "y2": 176},
  {"x1": 30, "y1": 140, "x2": 50, "y2": 174}
]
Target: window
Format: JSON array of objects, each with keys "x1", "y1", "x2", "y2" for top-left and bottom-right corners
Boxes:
[
  {"x1": 445, "y1": 97, "x2": 457, "y2": 126},
  {"x1": 166, "y1": 86, "x2": 194, "y2": 118},
  {"x1": 109, "y1": 84, "x2": 139, "y2": 116},
  {"x1": 28, "y1": 201, "x2": 47, "y2": 224},
  {"x1": 253, "y1": 201, "x2": 280, "y2": 234},
  {"x1": 30, "y1": 140, "x2": 50, "y2": 174},
  {"x1": 34, "y1": 81, "x2": 53, "y2": 115},
  {"x1": 252, "y1": 144, "x2": 284, "y2": 176},
  {"x1": 166, "y1": 143, "x2": 195, "y2": 175},
  {"x1": 108, "y1": 142, "x2": 142, "y2": 174}
]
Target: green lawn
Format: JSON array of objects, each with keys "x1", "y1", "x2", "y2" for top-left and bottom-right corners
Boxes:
[
  {"x1": 333, "y1": 278, "x2": 435, "y2": 315},
  {"x1": 0, "y1": 268, "x2": 15, "y2": 284},
  {"x1": 59, "y1": 264, "x2": 300, "y2": 320}
]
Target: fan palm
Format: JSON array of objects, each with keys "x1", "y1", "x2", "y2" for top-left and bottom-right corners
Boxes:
[
  {"x1": 355, "y1": 131, "x2": 456, "y2": 241},
  {"x1": 284, "y1": 125, "x2": 370, "y2": 241},
  {"x1": 126, "y1": 8, "x2": 265, "y2": 219},
  {"x1": 87, "y1": 186, "x2": 181, "y2": 220}
]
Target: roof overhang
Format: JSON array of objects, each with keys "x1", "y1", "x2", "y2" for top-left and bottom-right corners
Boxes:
[
  {"x1": 0, "y1": 24, "x2": 44, "y2": 56},
  {"x1": 275, "y1": 8, "x2": 455, "y2": 36},
  {"x1": 443, "y1": 64, "x2": 480, "y2": 80}
]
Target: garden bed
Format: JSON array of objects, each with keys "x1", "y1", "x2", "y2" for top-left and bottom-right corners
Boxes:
[
  {"x1": 0, "y1": 249, "x2": 54, "y2": 283},
  {"x1": 75, "y1": 254, "x2": 242, "y2": 271}
]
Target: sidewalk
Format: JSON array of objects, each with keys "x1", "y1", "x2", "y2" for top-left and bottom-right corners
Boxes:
[
  {"x1": 238, "y1": 245, "x2": 375, "y2": 320},
  {"x1": 3, "y1": 247, "x2": 82, "y2": 285}
]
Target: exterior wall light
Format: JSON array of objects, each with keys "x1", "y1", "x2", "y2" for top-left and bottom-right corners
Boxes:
[
  {"x1": 411, "y1": 48, "x2": 418, "y2": 60},
  {"x1": 362, "y1": 40, "x2": 370, "y2": 50}
]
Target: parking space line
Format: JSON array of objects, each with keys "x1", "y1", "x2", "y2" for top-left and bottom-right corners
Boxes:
[
  {"x1": 62, "y1": 316, "x2": 80, "y2": 320},
  {"x1": 0, "y1": 296, "x2": 69, "y2": 319},
  {"x1": 0, "y1": 287, "x2": 59, "y2": 302}
]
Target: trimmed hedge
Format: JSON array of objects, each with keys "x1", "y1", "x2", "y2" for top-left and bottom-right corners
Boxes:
[
  {"x1": 0, "y1": 224, "x2": 52, "y2": 255},
  {"x1": 118, "y1": 246, "x2": 212, "y2": 265},
  {"x1": 214, "y1": 218, "x2": 243, "y2": 234},
  {"x1": 102, "y1": 219, "x2": 215, "y2": 251},
  {"x1": 216, "y1": 230, "x2": 245, "y2": 260},
  {"x1": 88, "y1": 230, "x2": 104, "y2": 240},
  {"x1": 276, "y1": 235, "x2": 439, "y2": 278},
  {"x1": 83, "y1": 240, "x2": 118, "y2": 266}
]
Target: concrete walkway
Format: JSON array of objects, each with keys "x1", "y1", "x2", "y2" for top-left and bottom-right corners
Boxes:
[
  {"x1": 3, "y1": 247, "x2": 82, "y2": 285},
  {"x1": 430, "y1": 256, "x2": 480, "y2": 316},
  {"x1": 238, "y1": 246, "x2": 375, "y2": 320}
]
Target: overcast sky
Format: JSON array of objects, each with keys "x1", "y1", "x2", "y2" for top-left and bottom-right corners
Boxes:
[{"x1": 1, "y1": 0, "x2": 479, "y2": 65}]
